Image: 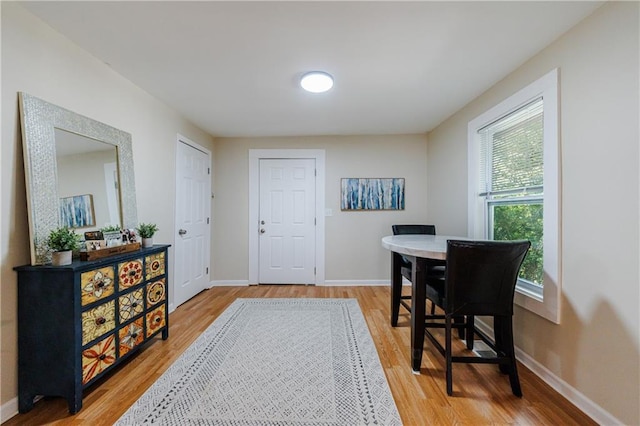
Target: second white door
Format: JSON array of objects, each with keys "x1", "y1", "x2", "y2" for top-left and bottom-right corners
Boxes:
[
  {"x1": 174, "y1": 139, "x2": 210, "y2": 306},
  {"x1": 259, "y1": 158, "x2": 316, "y2": 284}
]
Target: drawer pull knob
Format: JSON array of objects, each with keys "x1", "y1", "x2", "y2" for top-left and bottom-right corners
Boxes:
[
  {"x1": 97, "y1": 282, "x2": 105, "y2": 288},
  {"x1": 155, "y1": 317, "x2": 161, "y2": 323},
  {"x1": 95, "y1": 317, "x2": 106, "y2": 325},
  {"x1": 132, "y1": 302, "x2": 138, "y2": 308},
  {"x1": 131, "y1": 333, "x2": 138, "y2": 339},
  {"x1": 99, "y1": 354, "x2": 106, "y2": 361}
]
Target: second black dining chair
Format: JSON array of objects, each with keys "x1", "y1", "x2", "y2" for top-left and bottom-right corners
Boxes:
[
  {"x1": 391, "y1": 225, "x2": 445, "y2": 317},
  {"x1": 419, "y1": 239, "x2": 531, "y2": 397}
]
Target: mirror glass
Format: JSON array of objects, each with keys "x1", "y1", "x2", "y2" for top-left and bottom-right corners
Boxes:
[
  {"x1": 19, "y1": 92, "x2": 137, "y2": 265},
  {"x1": 55, "y1": 129, "x2": 121, "y2": 230}
]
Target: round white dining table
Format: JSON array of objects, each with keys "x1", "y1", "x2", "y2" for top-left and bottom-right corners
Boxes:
[{"x1": 381, "y1": 234, "x2": 468, "y2": 261}]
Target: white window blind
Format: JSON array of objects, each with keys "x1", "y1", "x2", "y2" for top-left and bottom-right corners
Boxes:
[{"x1": 478, "y1": 98, "x2": 544, "y2": 198}]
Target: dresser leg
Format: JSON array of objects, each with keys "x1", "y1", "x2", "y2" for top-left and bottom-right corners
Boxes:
[
  {"x1": 67, "y1": 392, "x2": 83, "y2": 414},
  {"x1": 162, "y1": 328, "x2": 169, "y2": 340},
  {"x1": 18, "y1": 394, "x2": 34, "y2": 413}
]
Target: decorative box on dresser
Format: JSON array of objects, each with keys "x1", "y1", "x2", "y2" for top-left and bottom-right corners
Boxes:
[{"x1": 14, "y1": 244, "x2": 171, "y2": 414}]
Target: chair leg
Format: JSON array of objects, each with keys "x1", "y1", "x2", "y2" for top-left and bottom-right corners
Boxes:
[
  {"x1": 445, "y1": 315, "x2": 453, "y2": 396},
  {"x1": 455, "y1": 316, "x2": 465, "y2": 339},
  {"x1": 496, "y1": 316, "x2": 522, "y2": 397},
  {"x1": 465, "y1": 315, "x2": 475, "y2": 350},
  {"x1": 494, "y1": 316, "x2": 508, "y2": 374}
]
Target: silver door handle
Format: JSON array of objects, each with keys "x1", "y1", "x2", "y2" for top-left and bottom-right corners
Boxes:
[
  {"x1": 179, "y1": 229, "x2": 187, "y2": 236},
  {"x1": 260, "y1": 228, "x2": 266, "y2": 234}
]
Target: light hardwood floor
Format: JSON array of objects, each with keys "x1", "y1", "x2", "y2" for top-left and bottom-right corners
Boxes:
[{"x1": 5, "y1": 285, "x2": 597, "y2": 425}]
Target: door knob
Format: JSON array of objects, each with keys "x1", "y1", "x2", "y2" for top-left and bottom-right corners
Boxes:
[
  {"x1": 261, "y1": 220, "x2": 265, "y2": 225},
  {"x1": 179, "y1": 229, "x2": 187, "y2": 236},
  {"x1": 260, "y1": 228, "x2": 266, "y2": 234}
]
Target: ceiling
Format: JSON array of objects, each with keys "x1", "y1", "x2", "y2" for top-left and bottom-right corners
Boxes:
[{"x1": 20, "y1": 1, "x2": 602, "y2": 138}]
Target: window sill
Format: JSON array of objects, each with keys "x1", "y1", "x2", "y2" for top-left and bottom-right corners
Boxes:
[
  {"x1": 516, "y1": 283, "x2": 543, "y2": 302},
  {"x1": 514, "y1": 284, "x2": 560, "y2": 324}
]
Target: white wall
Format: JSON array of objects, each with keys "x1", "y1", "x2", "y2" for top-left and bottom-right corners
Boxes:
[
  {"x1": 427, "y1": 2, "x2": 639, "y2": 424},
  {"x1": 212, "y1": 135, "x2": 429, "y2": 283},
  {"x1": 0, "y1": 3, "x2": 214, "y2": 414}
]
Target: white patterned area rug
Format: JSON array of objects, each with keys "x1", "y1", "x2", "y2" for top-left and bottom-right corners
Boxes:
[{"x1": 116, "y1": 298, "x2": 402, "y2": 425}]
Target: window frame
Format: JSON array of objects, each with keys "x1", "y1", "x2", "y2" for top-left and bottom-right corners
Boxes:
[{"x1": 467, "y1": 69, "x2": 561, "y2": 324}]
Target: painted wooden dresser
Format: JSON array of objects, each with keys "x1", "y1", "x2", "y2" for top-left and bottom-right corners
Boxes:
[{"x1": 14, "y1": 244, "x2": 170, "y2": 414}]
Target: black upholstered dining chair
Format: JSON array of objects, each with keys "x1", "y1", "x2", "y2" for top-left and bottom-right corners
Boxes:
[
  {"x1": 391, "y1": 225, "x2": 445, "y2": 316},
  {"x1": 420, "y1": 239, "x2": 530, "y2": 397}
]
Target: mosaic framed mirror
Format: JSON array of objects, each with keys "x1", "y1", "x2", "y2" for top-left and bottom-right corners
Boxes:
[{"x1": 18, "y1": 92, "x2": 138, "y2": 265}]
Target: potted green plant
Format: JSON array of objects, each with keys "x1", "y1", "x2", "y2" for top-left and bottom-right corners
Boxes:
[
  {"x1": 46, "y1": 226, "x2": 81, "y2": 266},
  {"x1": 136, "y1": 222, "x2": 158, "y2": 248},
  {"x1": 100, "y1": 225, "x2": 121, "y2": 233}
]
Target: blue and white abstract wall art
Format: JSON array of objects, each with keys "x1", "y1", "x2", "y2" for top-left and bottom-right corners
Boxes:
[
  {"x1": 60, "y1": 194, "x2": 96, "y2": 228},
  {"x1": 341, "y1": 178, "x2": 405, "y2": 210}
]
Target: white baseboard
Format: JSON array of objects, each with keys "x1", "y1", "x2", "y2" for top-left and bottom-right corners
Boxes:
[
  {"x1": 322, "y1": 280, "x2": 388, "y2": 286},
  {"x1": 474, "y1": 319, "x2": 621, "y2": 425},
  {"x1": 1, "y1": 397, "x2": 18, "y2": 423},
  {"x1": 1, "y1": 395, "x2": 43, "y2": 423},
  {"x1": 209, "y1": 280, "x2": 250, "y2": 287}
]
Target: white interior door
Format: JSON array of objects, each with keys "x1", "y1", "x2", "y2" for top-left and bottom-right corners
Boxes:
[
  {"x1": 174, "y1": 138, "x2": 210, "y2": 306},
  {"x1": 259, "y1": 158, "x2": 316, "y2": 284}
]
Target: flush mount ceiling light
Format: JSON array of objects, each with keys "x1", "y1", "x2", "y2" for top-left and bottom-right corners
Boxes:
[{"x1": 300, "y1": 71, "x2": 334, "y2": 93}]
